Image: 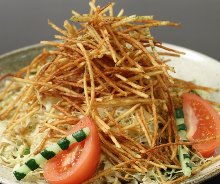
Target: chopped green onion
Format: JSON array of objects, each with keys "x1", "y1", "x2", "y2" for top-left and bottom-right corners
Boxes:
[
  {"x1": 175, "y1": 108, "x2": 192, "y2": 177},
  {"x1": 175, "y1": 108, "x2": 184, "y2": 119},
  {"x1": 23, "y1": 148, "x2": 30, "y2": 155}
]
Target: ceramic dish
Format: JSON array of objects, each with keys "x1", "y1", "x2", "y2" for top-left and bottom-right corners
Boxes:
[{"x1": 0, "y1": 43, "x2": 220, "y2": 184}]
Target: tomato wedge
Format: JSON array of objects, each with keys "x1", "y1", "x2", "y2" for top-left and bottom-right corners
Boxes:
[
  {"x1": 182, "y1": 93, "x2": 220, "y2": 158},
  {"x1": 43, "y1": 116, "x2": 100, "y2": 184}
]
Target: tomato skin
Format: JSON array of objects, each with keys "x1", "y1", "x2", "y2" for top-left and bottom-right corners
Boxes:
[
  {"x1": 182, "y1": 93, "x2": 220, "y2": 158},
  {"x1": 43, "y1": 117, "x2": 100, "y2": 184}
]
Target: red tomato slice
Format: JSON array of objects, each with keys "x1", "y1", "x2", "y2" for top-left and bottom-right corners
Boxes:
[
  {"x1": 43, "y1": 116, "x2": 100, "y2": 184},
  {"x1": 182, "y1": 93, "x2": 220, "y2": 158}
]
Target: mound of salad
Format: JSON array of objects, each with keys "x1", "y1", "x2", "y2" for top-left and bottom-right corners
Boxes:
[{"x1": 0, "y1": 1, "x2": 220, "y2": 184}]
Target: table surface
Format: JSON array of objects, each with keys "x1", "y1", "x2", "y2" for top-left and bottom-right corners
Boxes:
[{"x1": 0, "y1": 0, "x2": 220, "y2": 183}]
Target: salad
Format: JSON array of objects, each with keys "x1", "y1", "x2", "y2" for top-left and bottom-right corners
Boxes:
[{"x1": 0, "y1": 1, "x2": 220, "y2": 184}]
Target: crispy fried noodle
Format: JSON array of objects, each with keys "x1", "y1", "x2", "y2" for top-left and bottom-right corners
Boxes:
[{"x1": 0, "y1": 1, "x2": 220, "y2": 184}]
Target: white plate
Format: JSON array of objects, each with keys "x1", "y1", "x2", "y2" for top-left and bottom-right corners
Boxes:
[{"x1": 0, "y1": 43, "x2": 220, "y2": 184}]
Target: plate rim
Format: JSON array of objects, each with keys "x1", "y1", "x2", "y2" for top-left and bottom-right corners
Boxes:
[{"x1": 0, "y1": 43, "x2": 45, "y2": 61}]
